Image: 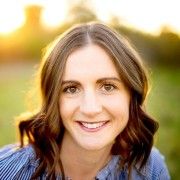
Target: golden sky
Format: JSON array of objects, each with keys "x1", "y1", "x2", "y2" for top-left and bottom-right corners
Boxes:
[{"x1": 0, "y1": 0, "x2": 180, "y2": 35}]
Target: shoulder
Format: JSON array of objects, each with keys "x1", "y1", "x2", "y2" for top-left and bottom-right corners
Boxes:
[
  {"x1": 134, "y1": 147, "x2": 170, "y2": 180},
  {"x1": 0, "y1": 143, "x2": 39, "y2": 179}
]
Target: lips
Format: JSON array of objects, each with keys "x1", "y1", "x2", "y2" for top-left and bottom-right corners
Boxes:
[{"x1": 76, "y1": 120, "x2": 109, "y2": 132}]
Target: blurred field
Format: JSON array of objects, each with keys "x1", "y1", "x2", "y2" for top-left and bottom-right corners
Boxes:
[
  {"x1": 146, "y1": 66, "x2": 180, "y2": 179},
  {"x1": 0, "y1": 62, "x2": 179, "y2": 179},
  {"x1": 0, "y1": 62, "x2": 37, "y2": 146}
]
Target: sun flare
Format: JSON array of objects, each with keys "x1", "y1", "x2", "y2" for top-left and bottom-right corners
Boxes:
[
  {"x1": 41, "y1": 1, "x2": 67, "y2": 28},
  {"x1": 0, "y1": 1, "x2": 25, "y2": 34},
  {"x1": 0, "y1": 0, "x2": 179, "y2": 35}
]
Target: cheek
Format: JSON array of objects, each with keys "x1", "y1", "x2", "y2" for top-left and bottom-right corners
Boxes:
[
  {"x1": 59, "y1": 97, "x2": 78, "y2": 120},
  {"x1": 103, "y1": 93, "x2": 130, "y2": 119}
]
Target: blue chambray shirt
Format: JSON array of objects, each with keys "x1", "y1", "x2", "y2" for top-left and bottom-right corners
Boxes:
[{"x1": 0, "y1": 144, "x2": 170, "y2": 179}]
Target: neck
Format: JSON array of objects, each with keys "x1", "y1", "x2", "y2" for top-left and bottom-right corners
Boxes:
[{"x1": 60, "y1": 132, "x2": 112, "y2": 180}]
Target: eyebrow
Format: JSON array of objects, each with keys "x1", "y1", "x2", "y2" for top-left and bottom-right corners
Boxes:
[
  {"x1": 62, "y1": 80, "x2": 80, "y2": 85},
  {"x1": 62, "y1": 77, "x2": 122, "y2": 85},
  {"x1": 96, "y1": 77, "x2": 122, "y2": 84}
]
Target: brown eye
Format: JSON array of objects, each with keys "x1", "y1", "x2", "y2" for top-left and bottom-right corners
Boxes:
[
  {"x1": 102, "y1": 84, "x2": 116, "y2": 92},
  {"x1": 63, "y1": 86, "x2": 79, "y2": 94}
]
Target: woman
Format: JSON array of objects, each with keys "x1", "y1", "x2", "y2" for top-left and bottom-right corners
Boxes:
[{"x1": 0, "y1": 22, "x2": 170, "y2": 179}]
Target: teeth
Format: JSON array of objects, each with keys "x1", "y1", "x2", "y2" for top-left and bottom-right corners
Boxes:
[{"x1": 81, "y1": 122, "x2": 106, "y2": 129}]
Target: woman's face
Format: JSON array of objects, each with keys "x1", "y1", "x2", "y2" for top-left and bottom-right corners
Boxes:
[{"x1": 59, "y1": 44, "x2": 130, "y2": 151}]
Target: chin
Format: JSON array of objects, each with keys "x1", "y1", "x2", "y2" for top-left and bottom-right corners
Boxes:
[{"x1": 78, "y1": 140, "x2": 113, "y2": 151}]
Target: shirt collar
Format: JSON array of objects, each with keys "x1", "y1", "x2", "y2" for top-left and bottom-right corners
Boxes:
[{"x1": 95, "y1": 155, "x2": 120, "y2": 180}]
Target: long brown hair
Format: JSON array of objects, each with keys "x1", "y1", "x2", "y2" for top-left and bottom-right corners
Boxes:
[{"x1": 18, "y1": 22, "x2": 158, "y2": 179}]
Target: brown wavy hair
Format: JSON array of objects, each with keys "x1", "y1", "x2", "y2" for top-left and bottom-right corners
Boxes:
[{"x1": 18, "y1": 22, "x2": 159, "y2": 179}]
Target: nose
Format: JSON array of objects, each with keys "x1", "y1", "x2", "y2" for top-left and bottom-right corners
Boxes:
[{"x1": 80, "y1": 89, "x2": 102, "y2": 117}]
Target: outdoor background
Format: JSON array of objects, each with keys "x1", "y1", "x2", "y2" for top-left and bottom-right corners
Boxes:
[{"x1": 0, "y1": 0, "x2": 179, "y2": 179}]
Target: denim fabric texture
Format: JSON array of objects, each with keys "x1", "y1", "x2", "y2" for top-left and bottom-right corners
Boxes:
[{"x1": 0, "y1": 144, "x2": 170, "y2": 180}]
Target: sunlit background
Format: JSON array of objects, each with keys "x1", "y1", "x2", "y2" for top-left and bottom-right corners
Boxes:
[
  {"x1": 0, "y1": 0, "x2": 180, "y2": 35},
  {"x1": 0, "y1": 0, "x2": 180, "y2": 179}
]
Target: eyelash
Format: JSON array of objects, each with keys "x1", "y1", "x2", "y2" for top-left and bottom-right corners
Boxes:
[
  {"x1": 101, "y1": 83, "x2": 117, "y2": 92},
  {"x1": 62, "y1": 82, "x2": 118, "y2": 94},
  {"x1": 62, "y1": 85, "x2": 79, "y2": 94}
]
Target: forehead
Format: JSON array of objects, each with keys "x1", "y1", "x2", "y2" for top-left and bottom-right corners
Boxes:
[{"x1": 63, "y1": 44, "x2": 119, "y2": 80}]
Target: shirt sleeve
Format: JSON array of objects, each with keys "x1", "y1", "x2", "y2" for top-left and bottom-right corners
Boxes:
[
  {"x1": 152, "y1": 148, "x2": 170, "y2": 180},
  {"x1": 144, "y1": 147, "x2": 171, "y2": 180},
  {"x1": 0, "y1": 144, "x2": 38, "y2": 179}
]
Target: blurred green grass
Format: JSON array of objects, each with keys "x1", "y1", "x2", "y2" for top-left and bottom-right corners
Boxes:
[
  {"x1": 146, "y1": 67, "x2": 180, "y2": 179},
  {"x1": 0, "y1": 63, "x2": 179, "y2": 179},
  {"x1": 0, "y1": 63, "x2": 36, "y2": 145}
]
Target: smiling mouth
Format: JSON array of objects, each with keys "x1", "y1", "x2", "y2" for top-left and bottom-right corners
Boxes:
[{"x1": 76, "y1": 121, "x2": 109, "y2": 132}]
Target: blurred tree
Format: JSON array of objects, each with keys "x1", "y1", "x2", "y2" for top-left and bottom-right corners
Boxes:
[
  {"x1": 66, "y1": 0, "x2": 97, "y2": 24},
  {"x1": 0, "y1": 2, "x2": 180, "y2": 67},
  {"x1": 0, "y1": 5, "x2": 53, "y2": 61},
  {"x1": 23, "y1": 5, "x2": 43, "y2": 32},
  {"x1": 155, "y1": 26, "x2": 180, "y2": 66}
]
